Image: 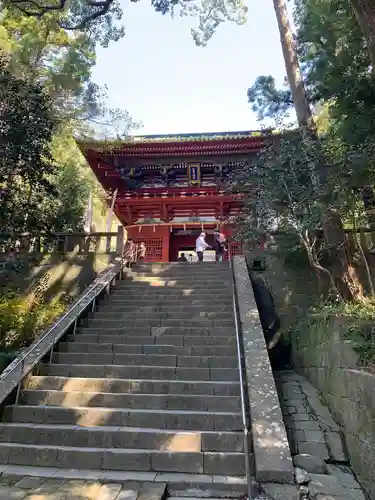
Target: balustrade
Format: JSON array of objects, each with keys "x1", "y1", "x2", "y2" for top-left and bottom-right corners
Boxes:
[{"x1": 0, "y1": 229, "x2": 124, "y2": 256}]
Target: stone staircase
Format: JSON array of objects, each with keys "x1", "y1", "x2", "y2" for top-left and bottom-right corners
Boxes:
[{"x1": 0, "y1": 262, "x2": 254, "y2": 497}]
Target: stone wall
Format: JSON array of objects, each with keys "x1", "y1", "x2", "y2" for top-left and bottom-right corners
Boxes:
[
  {"x1": 5, "y1": 252, "x2": 116, "y2": 302},
  {"x1": 27, "y1": 252, "x2": 116, "y2": 301},
  {"x1": 292, "y1": 320, "x2": 375, "y2": 498}
]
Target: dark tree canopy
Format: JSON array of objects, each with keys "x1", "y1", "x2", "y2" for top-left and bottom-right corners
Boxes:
[
  {"x1": 247, "y1": 75, "x2": 294, "y2": 122},
  {"x1": 0, "y1": 57, "x2": 58, "y2": 231}
]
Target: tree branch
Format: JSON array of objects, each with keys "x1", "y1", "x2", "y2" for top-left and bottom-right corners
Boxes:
[
  {"x1": 10, "y1": 0, "x2": 66, "y2": 17},
  {"x1": 9, "y1": 0, "x2": 116, "y2": 30}
]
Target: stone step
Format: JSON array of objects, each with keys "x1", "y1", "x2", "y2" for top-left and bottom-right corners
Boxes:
[
  {"x1": 27, "y1": 377, "x2": 241, "y2": 396},
  {"x1": 127, "y1": 268, "x2": 231, "y2": 273},
  {"x1": 5, "y1": 405, "x2": 242, "y2": 430},
  {"x1": 58, "y1": 342, "x2": 237, "y2": 357},
  {"x1": 117, "y1": 285, "x2": 233, "y2": 292},
  {"x1": 90, "y1": 311, "x2": 234, "y2": 320},
  {"x1": 122, "y1": 280, "x2": 233, "y2": 286},
  {"x1": 114, "y1": 284, "x2": 232, "y2": 291},
  {"x1": 0, "y1": 442, "x2": 246, "y2": 475},
  {"x1": 76, "y1": 327, "x2": 236, "y2": 337},
  {"x1": 0, "y1": 465, "x2": 250, "y2": 494},
  {"x1": 167, "y1": 479, "x2": 256, "y2": 499},
  {"x1": 38, "y1": 364, "x2": 240, "y2": 381},
  {"x1": 134, "y1": 263, "x2": 230, "y2": 268},
  {"x1": 0, "y1": 475, "x2": 167, "y2": 500},
  {"x1": 127, "y1": 268, "x2": 231, "y2": 274},
  {"x1": 21, "y1": 390, "x2": 241, "y2": 412},
  {"x1": 51, "y1": 353, "x2": 239, "y2": 369},
  {"x1": 99, "y1": 301, "x2": 233, "y2": 314},
  {"x1": 107, "y1": 298, "x2": 233, "y2": 306},
  {"x1": 121, "y1": 277, "x2": 232, "y2": 284},
  {"x1": 103, "y1": 295, "x2": 233, "y2": 303},
  {"x1": 109, "y1": 291, "x2": 232, "y2": 299},
  {"x1": 132, "y1": 264, "x2": 230, "y2": 271},
  {"x1": 119, "y1": 282, "x2": 232, "y2": 294},
  {"x1": 0, "y1": 423, "x2": 244, "y2": 453},
  {"x1": 66, "y1": 334, "x2": 237, "y2": 347},
  {"x1": 123, "y1": 282, "x2": 232, "y2": 287},
  {"x1": 85, "y1": 318, "x2": 235, "y2": 328},
  {"x1": 107, "y1": 297, "x2": 232, "y2": 304}
]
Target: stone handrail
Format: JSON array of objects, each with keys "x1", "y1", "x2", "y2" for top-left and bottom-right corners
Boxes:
[
  {"x1": 232, "y1": 255, "x2": 294, "y2": 484},
  {"x1": 0, "y1": 256, "x2": 125, "y2": 406},
  {"x1": 229, "y1": 260, "x2": 253, "y2": 500}
]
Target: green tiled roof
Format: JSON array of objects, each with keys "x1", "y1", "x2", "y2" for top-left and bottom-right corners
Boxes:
[{"x1": 77, "y1": 130, "x2": 275, "y2": 151}]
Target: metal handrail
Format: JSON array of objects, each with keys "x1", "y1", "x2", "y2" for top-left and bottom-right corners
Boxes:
[
  {"x1": 230, "y1": 260, "x2": 253, "y2": 500},
  {"x1": 0, "y1": 257, "x2": 125, "y2": 406}
]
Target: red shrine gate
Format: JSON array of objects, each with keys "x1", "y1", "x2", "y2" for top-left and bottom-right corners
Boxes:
[
  {"x1": 127, "y1": 224, "x2": 245, "y2": 262},
  {"x1": 78, "y1": 131, "x2": 266, "y2": 262}
]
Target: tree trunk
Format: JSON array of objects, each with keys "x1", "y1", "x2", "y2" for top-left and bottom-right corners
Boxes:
[
  {"x1": 272, "y1": 0, "x2": 313, "y2": 128},
  {"x1": 273, "y1": 0, "x2": 364, "y2": 301},
  {"x1": 350, "y1": 0, "x2": 375, "y2": 69},
  {"x1": 322, "y1": 209, "x2": 364, "y2": 301},
  {"x1": 361, "y1": 185, "x2": 375, "y2": 235}
]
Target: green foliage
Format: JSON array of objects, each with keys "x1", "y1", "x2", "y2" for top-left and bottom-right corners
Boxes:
[
  {"x1": 0, "y1": 5, "x2": 137, "y2": 235},
  {"x1": 295, "y1": 0, "x2": 375, "y2": 145},
  {"x1": 3, "y1": 0, "x2": 247, "y2": 48},
  {"x1": 0, "y1": 57, "x2": 58, "y2": 232},
  {"x1": 234, "y1": 131, "x2": 326, "y2": 240},
  {"x1": 247, "y1": 0, "x2": 375, "y2": 187},
  {"x1": 247, "y1": 75, "x2": 294, "y2": 122},
  {"x1": 0, "y1": 291, "x2": 66, "y2": 348},
  {"x1": 2, "y1": 0, "x2": 124, "y2": 47},
  {"x1": 186, "y1": 0, "x2": 247, "y2": 46},
  {"x1": 244, "y1": 0, "x2": 375, "y2": 258},
  {"x1": 0, "y1": 11, "x2": 136, "y2": 135},
  {"x1": 292, "y1": 298, "x2": 375, "y2": 367}
]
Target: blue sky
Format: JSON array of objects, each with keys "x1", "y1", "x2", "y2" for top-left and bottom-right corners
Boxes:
[{"x1": 92, "y1": 0, "x2": 293, "y2": 135}]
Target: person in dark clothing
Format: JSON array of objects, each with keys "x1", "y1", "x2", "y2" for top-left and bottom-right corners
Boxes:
[
  {"x1": 213, "y1": 230, "x2": 226, "y2": 262},
  {"x1": 178, "y1": 253, "x2": 188, "y2": 262}
]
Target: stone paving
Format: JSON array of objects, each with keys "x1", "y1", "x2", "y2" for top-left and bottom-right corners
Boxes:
[
  {"x1": 274, "y1": 370, "x2": 367, "y2": 500},
  {"x1": 0, "y1": 474, "x2": 166, "y2": 499}
]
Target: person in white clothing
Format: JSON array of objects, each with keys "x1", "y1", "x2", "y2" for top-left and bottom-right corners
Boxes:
[{"x1": 196, "y1": 232, "x2": 210, "y2": 262}]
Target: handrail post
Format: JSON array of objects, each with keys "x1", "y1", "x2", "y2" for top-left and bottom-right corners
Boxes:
[
  {"x1": 15, "y1": 358, "x2": 25, "y2": 405},
  {"x1": 116, "y1": 225, "x2": 124, "y2": 257},
  {"x1": 49, "y1": 344, "x2": 54, "y2": 364},
  {"x1": 72, "y1": 318, "x2": 77, "y2": 336}
]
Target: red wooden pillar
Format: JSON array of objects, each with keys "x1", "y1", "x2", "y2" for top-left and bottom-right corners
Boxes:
[{"x1": 162, "y1": 230, "x2": 170, "y2": 262}]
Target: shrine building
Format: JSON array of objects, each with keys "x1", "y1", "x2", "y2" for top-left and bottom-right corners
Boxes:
[{"x1": 78, "y1": 131, "x2": 266, "y2": 262}]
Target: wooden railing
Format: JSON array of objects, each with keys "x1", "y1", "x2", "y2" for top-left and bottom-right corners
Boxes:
[{"x1": 0, "y1": 227, "x2": 125, "y2": 256}]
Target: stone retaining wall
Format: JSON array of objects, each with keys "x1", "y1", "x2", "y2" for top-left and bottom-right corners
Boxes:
[
  {"x1": 5, "y1": 252, "x2": 116, "y2": 301},
  {"x1": 292, "y1": 320, "x2": 375, "y2": 498}
]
